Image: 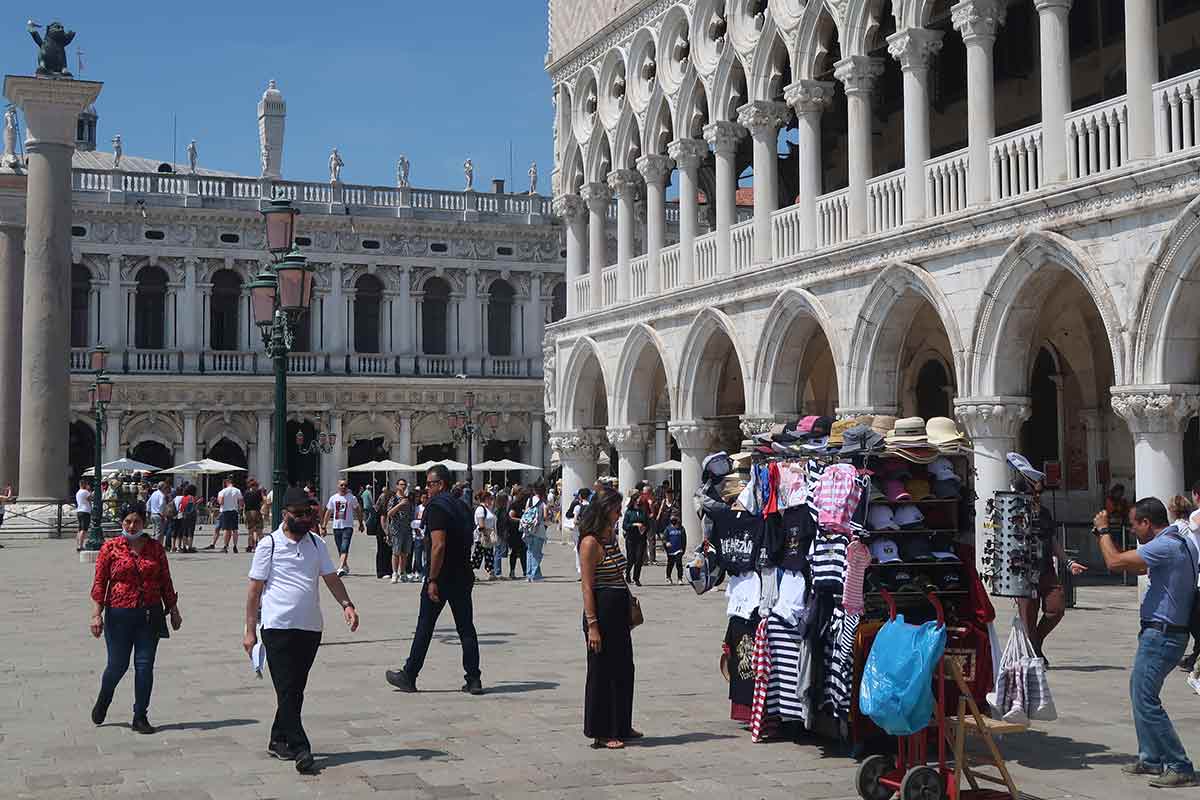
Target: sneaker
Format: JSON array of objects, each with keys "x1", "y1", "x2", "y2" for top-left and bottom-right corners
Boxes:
[
  {"x1": 294, "y1": 750, "x2": 317, "y2": 775},
  {"x1": 391, "y1": 574, "x2": 399, "y2": 584},
  {"x1": 462, "y1": 678, "x2": 484, "y2": 695},
  {"x1": 1149, "y1": 770, "x2": 1199, "y2": 788},
  {"x1": 1180, "y1": 652, "x2": 1199, "y2": 673},
  {"x1": 203, "y1": 544, "x2": 215, "y2": 550},
  {"x1": 131, "y1": 716, "x2": 156, "y2": 735},
  {"x1": 1122, "y1": 761, "x2": 1162, "y2": 776},
  {"x1": 386, "y1": 669, "x2": 418, "y2": 693},
  {"x1": 233, "y1": 546, "x2": 239, "y2": 554},
  {"x1": 666, "y1": 578, "x2": 674, "y2": 585},
  {"x1": 267, "y1": 741, "x2": 297, "y2": 761},
  {"x1": 399, "y1": 574, "x2": 408, "y2": 583},
  {"x1": 336, "y1": 567, "x2": 348, "y2": 577}
]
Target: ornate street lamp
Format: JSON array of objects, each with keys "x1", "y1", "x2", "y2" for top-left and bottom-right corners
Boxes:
[
  {"x1": 448, "y1": 391, "x2": 500, "y2": 494},
  {"x1": 84, "y1": 346, "x2": 111, "y2": 551},
  {"x1": 253, "y1": 199, "x2": 313, "y2": 528}
]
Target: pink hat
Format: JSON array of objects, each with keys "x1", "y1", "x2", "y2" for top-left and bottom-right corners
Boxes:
[
  {"x1": 884, "y1": 479, "x2": 912, "y2": 502},
  {"x1": 797, "y1": 415, "x2": 819, "y2": 434}
]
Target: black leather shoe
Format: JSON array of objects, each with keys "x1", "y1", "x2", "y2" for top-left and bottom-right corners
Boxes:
[
  {"x1": 294, "y1": 750, "x2": 317, "y2": 774},
  {"x1": 1180, "y1": 652, "x2": 1199, "y2": 672},
  {"x1": 462, "y1": 678, "x2": 484, "y2": 695},
  {"x1": 91, "y1": 694, "x2": 111, "y2": 726},
  {"x1": 267, "y1": 741, "x2": 296, "y2": 761},
  {"x1": 131, "y1": 716, "x2": 156, "y2": 734},
  {"x1": 385, "y1": 669, "x2": 417, "y2": 692}
]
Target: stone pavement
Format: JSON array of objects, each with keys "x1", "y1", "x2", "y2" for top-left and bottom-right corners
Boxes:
[{"x1": 1, "y1": 535, "x2": 1198, "y2": 800}]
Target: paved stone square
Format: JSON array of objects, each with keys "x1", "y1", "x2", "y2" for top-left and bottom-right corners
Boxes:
[{"x1": 1, "y1": 533, "x2": 1197, "y2": 799}]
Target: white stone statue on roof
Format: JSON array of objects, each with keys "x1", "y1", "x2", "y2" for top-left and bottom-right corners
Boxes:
[
  {"x1": 2, "y1": 106, "x2": 17, "y2": 168},
  {"x1": 528, "y1": 161, "x2": 538, "y2": 195},
  {"x1": 464, "y1": 158, "x2": 474, "y2": 191},
  {"x1": 397, "y1": 154, "x2": 410, "y2": 188},
  {"x1": 186, "y1": 139, "x2": 198, "y2": 174},
  {"x1": 111, "y1": 134, "x2": 123, "y2": 170},
  {"x1": 329, "y1": 147, "x2": 343, "y2": 184}
]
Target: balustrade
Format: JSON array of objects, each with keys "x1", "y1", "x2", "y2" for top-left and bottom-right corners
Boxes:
[
  {"x1": 694, "y1": 231, "x2": 718, "y2": 281},
  {"x1": 287, "y1": 352, "x2": 323, "y2": 374},
  {"x1": 990, "y1": 126, "x2": 1043, "y2": 201},
  {"x1": 353, "y1": 354, "x2": 395, "y2": 375},
  {"x1": 204, "y1": 350, "x2": 256, "y2": 374},
  {"x1": 488, "y1": 357, "x2": 525, "y2": 377},
  {"x1": 771, "y1": 205, "x2": 804, "y2": 261},
  {"x1": 573, "y1": 276, "x2": 591, "y2": 313},
  {"x1": 1156, "y1": 69, "x2": 1200, "y2": 156},
  {"x1": 418, "y1": 356, "x2": 456, "y2": 376},
  {"x1": 128, "y1": 349, "x2": 179, "y2": 374},
  {"x1": 630, "y1": 255, "x2": 649, "y2": 297},
  {"x1": 601, "y1": 266, "x2": 618, "y2": 307},
  {"x1": 925, "y1": 150, "x2": 970, "y2": 218},
  {"x1": 867, "y1": 170, "x2": 905, "y2": 234},
  {"x1": 1067, "y1": 98, "x2": 1128, "y2": 179},
  {"x1": 817, "y1": 190, "x2": 849, "y2": 248},
  {"x1": 730, "y1": 219, "x2": 755, "y2": 271},
  {"x1": 659, "y1": 245, "x2": 680, "y2": 292},
  {"x1": 69, "y1": 348, "x2": 90, "y2": 372}
]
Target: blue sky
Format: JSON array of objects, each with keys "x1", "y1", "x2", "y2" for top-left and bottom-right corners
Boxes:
[{"x1": 3, "y1": 2, "x2": 553, "y2": 190}]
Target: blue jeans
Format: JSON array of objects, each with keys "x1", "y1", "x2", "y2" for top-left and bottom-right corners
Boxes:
[
  {"x1": 412, "y1": 542, "x2": 426, "y2": 575},
  {"x1": 334, "y1": 528, "x2": 353, "y2": 555},
  {"x1": 525, "y1": 535, "x2": 546, "y2": 579},
  {"x1": 493, "y1": 540, "x2": 508, "y2": 576},
  {"x1": 99, "y1": 607, "x2": 160, "y2": 718},
  {"x1": 1131, "y1": 627, "x2": 1193, "y2": 773}
]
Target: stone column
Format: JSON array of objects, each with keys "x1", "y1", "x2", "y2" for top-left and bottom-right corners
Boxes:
[
  {"x1": 669, "y1": 420, "x2": 718, "y2": 551},
  {"x1": 1079, "y1": 408, "x2": 1105, "y2": 504},
  {"x1": 888, "y1": 29, "x2": 943, "y2": 223},
  {"x1": 702, "y1": 121, "x2": 746, "y2": 274},
  {"x1": 553, "y1": 432, "x2": 598, "y2": 524},
  {"x1": 181, "y1": 411, "x2": 199, "y2": 462},
  {"x1": 4, "y1": 75, "x2": 102, "y2": 503},
  {"x1": 1125, "y1": 0, "x2": 1158, "y2": 161},
  {"x1": 0, "y1": 176, "x2": 26, "y2": 489},
  {"x1": 328, "y1": 263, "x2": 346, "y2": 358},
  {"x1": 524, "y1": 271, "x2": 543, "y2": 362},
  {"x1": 738, "y1": 101, "x2": 791, "y2": 264},
  {"x1": 1111, "y1": 387, "x2": 1200, "y2": 503},
  {"x1": 181, "y1": 257, "x2": 200, "y2": 371},
  {"x1": 104, "y1": 412, "x2": 122, "y2": 463},
  {"x1": 834, "y1": 56, "x2": 884, "y2": 239},
  {"x1": 554, "y1": 195, "x2": 587, "y2": 316},
  {"x1": 667, "y1": 139, "x2": 707, "y2": 286},
  {"x1": 636, "y1": 155, "x2": 672, "y2": 296},
  {"x1": 581, "y1": 182, "x2": 610, "y2": 311},
  {"x1": 462, "y1": 268, "x2": 480, "y2": 368},
  {"x1": 255, "y1": 411, "x2": 271, "y2": 485},
  {"x1": 654, "y1": 424, "x2": 668, "y2": 466},
  {"x1": 955, "y1": 397, "x2": 1031, "y2": 575},
  {"x1": 784, "y1": 80, "x2": 835, "y2": 250},
  {"x1": 1035, "y1": 0, "x2": 1073, "y2": 184},
  {"x1": 394, "y1": 412, "x2": 413, "y2": 466},
  {"x1": 528, "y1": 414, "x2": 544, "y2": 483},
  {"x1": 105, "y1": 254, "x2": 125, "y2": 352},
  {"x1": 952, "y1": 0, "x2": 1006, "y2": 205},
  {"x1": 609, "y1": 426, "x2": 649, "y2": 494},
  {"x1": 608, "y1": 168, "x2": 640, "y2": 303}
]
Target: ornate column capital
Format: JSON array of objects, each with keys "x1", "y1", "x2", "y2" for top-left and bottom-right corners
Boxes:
[
  {"x1": 606, "y1": 168, "x2": 642, "y2": 199},
  {"x1": 580, "y1": 182, "x2": 612, "y2": 211},
  {"x1": 702, "y1": 120, "x2": 746, "y2": 157},
  {"x1": 636, "y1": 154, "x2": 674, "y2": 187},
  {"x1": 1110, "y1": 385, "x2": 1200, "y2": 436},
  {"x1": 667, "y1": 138, "x2": 708, "y2": 172},
  {"x1": 736, "y1": 100, "x2": 792, "y2": 142},
  {"x1": 835, "y1": 405, "x2": 899, "y2": 419},
  {"x1": 606, "y1": 425, "x2": 651, "y2": 452},
  {"x1": 739, "y1": 415, "x2": 776, "y2": 440},
  {"x1": 668, "y1": 419, "x2": 720, "y2": 451},
  {"x1": 553, "y1": 193, "x2": 587, "y2": 222},
  {"x1": 784, "y1": 80, "x2": 836, "y2": 115},
  {"x1": 549, "y1": 430, "x2": 597, "y2": 460},
  {"x1": 951, "y1": 0, "x2": 1007, "y2": 43},
  {"x1": 953, "y1": 396, "x2": 1031, "y2": 439},
  {"x1": 886, "y1": 28, "x2": 945, "y2": 72},
  {"x1": 833, "y1": 56, "x2": 885, "y2": 96}
]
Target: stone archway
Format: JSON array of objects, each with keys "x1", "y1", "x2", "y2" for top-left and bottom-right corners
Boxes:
[{"x1": 752, "y1": 288, "x2": 842, "y2": 419}]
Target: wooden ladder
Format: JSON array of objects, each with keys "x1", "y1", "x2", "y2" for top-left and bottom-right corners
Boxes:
[{"x1": 945, "y1": 658, "x2": 1028, "y2": 800}]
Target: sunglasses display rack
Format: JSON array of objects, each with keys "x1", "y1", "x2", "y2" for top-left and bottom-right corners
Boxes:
[{"x1": 983, "y1": 491, "x2": 1038, "y2": 598}]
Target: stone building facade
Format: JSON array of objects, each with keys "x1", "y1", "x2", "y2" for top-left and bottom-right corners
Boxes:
[
  {"x1": 1, "y1": 80, "x2": 565, "y2": 497},
  {"x1": 543, "y1": 0, "x2": 1200, "y2": 549}
]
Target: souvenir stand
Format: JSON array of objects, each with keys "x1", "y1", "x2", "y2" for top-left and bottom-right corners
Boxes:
[{"x1": 695, "y1": 414, "x2": 996, "y2": 757}]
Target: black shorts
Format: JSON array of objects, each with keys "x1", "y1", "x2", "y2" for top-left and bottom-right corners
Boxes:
[
  {"x1": 77, "y1": 512, "x2": 91, "y2": 531},
  {"x1": 218, "y1": 510, "x2": 239, "y2": 531}
]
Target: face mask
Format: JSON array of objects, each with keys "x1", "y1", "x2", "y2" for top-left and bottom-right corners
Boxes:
[
  {"x1": 286, "y1": 515, "x2": 313, "y2": 536},
  {"x1": 122, "y1": 530, "x2": 147, "y2": 542}
]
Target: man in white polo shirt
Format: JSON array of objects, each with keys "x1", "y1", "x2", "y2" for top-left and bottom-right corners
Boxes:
[{"x1": 244, "y1": 487, "x2": 359, "y2": 775}]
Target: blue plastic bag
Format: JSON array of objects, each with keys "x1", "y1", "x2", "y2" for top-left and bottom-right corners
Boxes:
[{"x1": 858, "y1": 614, "x2": 947, "y2": 735}]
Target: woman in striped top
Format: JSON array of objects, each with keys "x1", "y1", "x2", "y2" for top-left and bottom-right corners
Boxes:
[{"x1": 579, "y1": 484, "x2": 641, "y2": 749}]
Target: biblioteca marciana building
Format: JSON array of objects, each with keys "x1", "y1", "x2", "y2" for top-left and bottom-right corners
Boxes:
[
  {"x1": 543, "y1": 0, "x2": 1200, "y2": 547},
  {"x1": 0, "y1": 80, "x2": 565, "y2": 497}
]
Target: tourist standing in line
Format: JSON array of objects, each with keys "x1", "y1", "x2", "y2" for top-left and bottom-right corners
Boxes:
[
  {"x1": 522, "y1": 484, "x2": 548, "y2": 581},
  {"x1": 373, "y1": 483, "x2": 393, "y2": 579},
  {"x1": 492, "y1": 491, "x2": 510, "y2": 579},
  {"x1": 386, "y1": 464, "x2": 483, "y2": 695},
  {"x1": 506, "y1": 488, "x2": 528, "y2": 579},
  {"x1": 387, "y1": 481, "x2": 414, "y2": 583},
  {"x1": 321, "y1": 480, "x2": 362, "y2": 577},
  {"x1": 243, "y1": 478, "x2": 265, "y2": 553},
  {"x1": 244, "y1": 486, "x2": 359, "y2": 774},
  {"x1": 75, "y1": 479, "x2": 94, "y2": 551},
  {"x1": 89, "y1": 501, "x2": 183, "y2": 734},
  {"x1": 147, "y1": 482, "x2": 168, "y2": 543},
  {"x1": 578, "y1": 484, "x2": 641, "y2": 750},
  {"x1": 622, "y1": 489, "x2": 649, "y2": 587},
  {"x1": 474, "y1": 490, "x2": 498, "y2": 580}
]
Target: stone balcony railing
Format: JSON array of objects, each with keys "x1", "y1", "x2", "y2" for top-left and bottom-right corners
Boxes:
[{"x1": 581, "y1": 68, "x2": 1200, "y2": 315}]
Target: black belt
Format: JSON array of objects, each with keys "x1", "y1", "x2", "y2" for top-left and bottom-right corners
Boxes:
[{"x1": 1140, "y1": 620, "x2": 1190, "y2": 634}]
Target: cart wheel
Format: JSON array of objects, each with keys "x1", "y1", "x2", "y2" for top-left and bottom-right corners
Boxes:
[
  {"x1": 899, "y1": 765, "x2": 943, "y2": 800},
  {"x1": 855, "y1": 754, "x2": 892, "y2": 800}
]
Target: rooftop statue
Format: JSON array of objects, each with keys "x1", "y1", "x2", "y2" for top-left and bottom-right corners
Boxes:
[{"x1": 28, "y1": 20, "x2": 76, "y2": 77}]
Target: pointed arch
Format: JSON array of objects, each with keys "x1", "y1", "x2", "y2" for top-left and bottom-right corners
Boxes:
[
  {"x1": 675, "y1": 70, "x2": 711, "y2": 139},
  {"x1": 748, "y1": 23, "x2": 791, "y2": 101},
  {"x1": 644, "y1": 89, "x2": 675, "y2": 156},
  {"x1": 613, "y1": 323, "x2": 677, "y2": 427},
  {"x1": 839, "y1": 0, "x2": 888, "y2": 58},
  {"x1": 560, "y1": 138, "x2": 585, "y2": 194},
  {"x1": 751, "y1": 287, "x2": 844, "y2": 414},
  {"x1": 712, "y1": 48, "x2": 749, "y2": 121},
  {"x1": 969, "y1": 231, "x2": 1125, "y2": 396},
  {"x1": 1132, "y1": 194, "x2": 1200, "y2": 384},
  {"x1": 559, "y1": 336, "x2": 612, "y2": 431},
  {"x1": 612, "y1": 108, "x2": 643, "y2": 171},
  {"x1": 790, "y1": 2, "x2": 838, "y2": 80},
  {"x1": 676, "y1": 307, "x2": 752, "y2": 420},
  {"x1": 585, "y1": 126, "x2": 613, "y2": 183}
]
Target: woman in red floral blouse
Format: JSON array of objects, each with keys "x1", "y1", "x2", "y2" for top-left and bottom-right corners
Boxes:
[{"x1": 89, "y1": 502, "x2": 183, "y2": 734}]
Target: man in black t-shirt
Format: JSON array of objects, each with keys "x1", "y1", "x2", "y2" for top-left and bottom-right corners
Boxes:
[
  {"x1": 243, "y1": 479, "x2": 265, "y2": 552},
  {"x1": 386, "y1": 464, "x2": 483, "y2": 695}
]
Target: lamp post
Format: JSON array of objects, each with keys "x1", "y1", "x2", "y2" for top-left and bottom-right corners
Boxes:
[
  {"x1": 448, "y1": 391, "x2": 499, "y2": 495},
  {"x1": 251, "y1": 199, "x2": 313, "y2": 529},
  {"x1": 84, "y1": 346, "x2": 112, "y2": 551}
]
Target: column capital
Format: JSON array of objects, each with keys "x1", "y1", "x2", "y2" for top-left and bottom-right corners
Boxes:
[
  {"x1": 835, "y1": 405, "x2": 899, "y2": 419},
  {"x1": 1034, "y1": 0, "x2": 1072, "y2": 13},
  {"x1": 636, "y1": 154, "x2": 674, "y2": 187},
  {"x1": 668, "y1": 419, "x2": 720, "y2": 451},
  {"x1": 886, "y1": 28, "x2": 945, "y2": 72},
  {"x1": 702, "y1": 120, "x2": 746, "y2": 156},
  {"x1": 549, "y1": 430, "x2": 597, "y2": 459},
  {"x1": 784, "y1": 79, "x2": 836, "y2": 114},
  {"x1": 580, "y1": 181, "x2": 612, "y2": 210},
  {"x1": 667, "y1": 138, "x2": 708, "y2": 171},
  {"x1": 953, "y1": 396, "x2": 1031, "y2": 439},
  {"x1": 606, "y1": 425, "x2": 651, "y2": 452},
  {"x1": 552, "y1": 193, "x2": 586, "y2": 222},
  {"x1": 736, "y1": 100, "x2": 791, "y2": 141},
  {"x1": 951, "y1": 0, "x2": 1007, "y2": 43},
  {"x1": 606, "y1": 168, "x2": 642, "y2": 198},
  {"x1": 3, "y1": 76, "x2": 103, "y2": 148},
  {"x1": 833, "y1": 56, "x2": 885, "y2": 95},
  {"x1": 739, "y1": 415, "x2": 777, "y2": 440},
  {"x1": 1110, "y1": 385, "x2": 1200, "y2": 436}
]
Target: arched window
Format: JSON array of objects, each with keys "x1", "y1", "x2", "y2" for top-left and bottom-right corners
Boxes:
[
  {"x1": 550, "y1": 282, "x2": 566, "y2": 323},
  {"x1": 354, "y1": 274, "x2": 383, "y2": 354},
  {"x1": 209, "y1": 269, "x2": 242, "y2": 351},
  {"x1": 71, "y1": 264, "x2": 91, "y2": 348},
  {"x1": 422, "y1": 277, "x2": 450, "y2": 355},
  {"x1": 914, "y1": 359, "x2": 951, "y2": 421},
  {"x1": 134, "y1": 266, "x2": 168, "y2": 349},
  {"x1": 487, "y1": 279, "x2": 514, "y2": 356}
]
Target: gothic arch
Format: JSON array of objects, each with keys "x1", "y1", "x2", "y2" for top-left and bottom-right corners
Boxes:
[
  {"x1": 837, "y1": 0, "x2": 888, "y2": 58},
  {"x1": 612, "y1": 109, "x2": 643, "y2": 171},
  {"x1": 712, "y1": 48, "x2": 749, "y2": 122},
  {"x1": 585, "y1": 127, "x2": 614, "y2": 183},
  {"x1": 644, "y1": 90, "x2": 674, "y2": 156},
  {"x1": 122, "y1": 411, "x2": 183, "y2": 450},
  {"x1": 343, "y1": 411, "x2": 393, "y2": 447},
  {"x1": 752, "y1": 287, "x2": 843, "y2": 414},
  {"x1": 675, "y1": 70, "x2": 711, "y2": 139},
  {"x1": 561, "y1": 139, "x2": 586, "y2": 194},
  {"x1": 559, "y1": 336, "x2": 612, "y2": 431},
  {"x1": 676, "y1": 306, "x2": 752, "y2": 420},
  {"x1": 613, "y1": 323, "x2": 677, "y2": 427},
  {"x1": 847, "y1": 262, "x2": 963, "y2": 410},
  {"x1": 748, "y1": 25, "x2": 790, "y2": 101},
  {"x1": 1132, "y1": 195, "x2": 1200, "y2": 384},
  {"x1": 969, "y1": 231, "x2": 1125, "y2": 396},
  {"x1": 198, "y1": 411, "x2": 255, "y2": 454}
]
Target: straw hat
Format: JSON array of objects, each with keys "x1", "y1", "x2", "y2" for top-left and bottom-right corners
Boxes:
[
  {"x1": 926, "y1": 416, "x2": 967, "y2": 446},
  {"x1": 886, "y1": 416, "x2": 927, "y2": 442},
  {"x1": 871, "y1": 415, "x2": 897, "y2": 437},
  {"x1": 828, "y1": 418, "x2": 855, "y2": 446}
]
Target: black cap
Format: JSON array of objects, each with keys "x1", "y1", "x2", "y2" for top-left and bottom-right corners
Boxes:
[{"x1": 283, "y1": 486, "x2": 309, "y2": 509}]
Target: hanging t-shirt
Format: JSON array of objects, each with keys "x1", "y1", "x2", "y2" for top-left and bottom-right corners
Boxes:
[
  {"x1": 776, "y1": 505, "x2": 817, "y2": 572},
  {"x1": 810, "y1": 532, "x2": 849, "y2": 592},
  {"x1": 710, "y1": 507, "x2": 765, "y2": 576}
]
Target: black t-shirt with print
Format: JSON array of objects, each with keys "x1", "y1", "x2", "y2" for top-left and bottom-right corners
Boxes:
[
  {"x1": 775, "y1": 505, "x2": 816, "y2": 572},
  {"x1": 243, "y1": 488, "x2": 263, "y2": 512},
  {"x1": 423, "y1": 493, "x2": 474, "y2": 584},
  {"x1": 710, "y1": 507, "x2": 764, "y2": 576}
]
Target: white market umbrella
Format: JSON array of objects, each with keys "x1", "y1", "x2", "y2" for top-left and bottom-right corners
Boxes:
[
  {"x1": 374, "y1": 459, "x2": 416, "y2": 471},
  {"x1": 480, "y1": 459, "x2": 542, "y2": 472},
  {"x1": 84, "y1": 458, "x2": 161, "y2": 476},
  {"x1": 644, "y1": 459, "x2": 682, "y2": 472},
  {"x1": 408, "y1": 459, "x2": 469, "y2": 472},
  {"x1": 341, "y1": 461, "x2": 384, "y2": 473},
  {"x1": 158, "y1": 458, "x2": 247, "y2": 475}
]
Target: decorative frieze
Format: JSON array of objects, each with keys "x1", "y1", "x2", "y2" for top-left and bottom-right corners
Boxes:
[
  {"x1": 1110, "y1": 386, "x2": 1200, "y2": 436},
  {"x1": 954, "y1": 397, "x2": 1031, "y2": 439}
]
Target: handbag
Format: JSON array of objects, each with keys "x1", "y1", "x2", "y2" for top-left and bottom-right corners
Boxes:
[
  {"x1": 152, "y1": 604, "x2": 170, "y2": 639},
  {"x1": 629, "y1": 594, "x2": 644, "y2": 628}
]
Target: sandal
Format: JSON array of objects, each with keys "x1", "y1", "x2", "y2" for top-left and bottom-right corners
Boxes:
[{"x1": 605, "y1": 739, "x2": 625, "y2": 749}]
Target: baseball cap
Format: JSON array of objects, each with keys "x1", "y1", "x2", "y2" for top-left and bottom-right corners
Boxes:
[
  {"x1": 894, "y1": 504, "x2": 926, "y2": 529},
  {"x1": 930, "y1": 535, "x2": 961, "y2": 562},
  {"x1": 808, "y1": 416, "x2": 835, "y2": 439},
  {"x1": 870, "y1": 537, "x2": 902, "y2": 564},
  {"x1": 702, "y1": 451, "x2": 734, "y2": 480},
  {"x1": 1006, "y1": 452, "x2": 1045, "y2": 484},
  {"x1": 283, "y1": 486, "x2": 310, "y2": 509},
  {"x1": 840, "y1": 425, "x2": 885, "y2": 455},
  {"x1": 931, "y1": 478, "x2": 962, "y2": 499},
  {"x1": 884, "y1": 479, "x2": 911, "y2": 502},
  {"x1": 868, "y1": 505, "x2": 900, "y2": 531},
  {"x1": 928, "y1": 456, "x2": 959, "y2": 482},
  {"x1": 901, "y1": 536, "x2": 935, "y2": 562}
]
